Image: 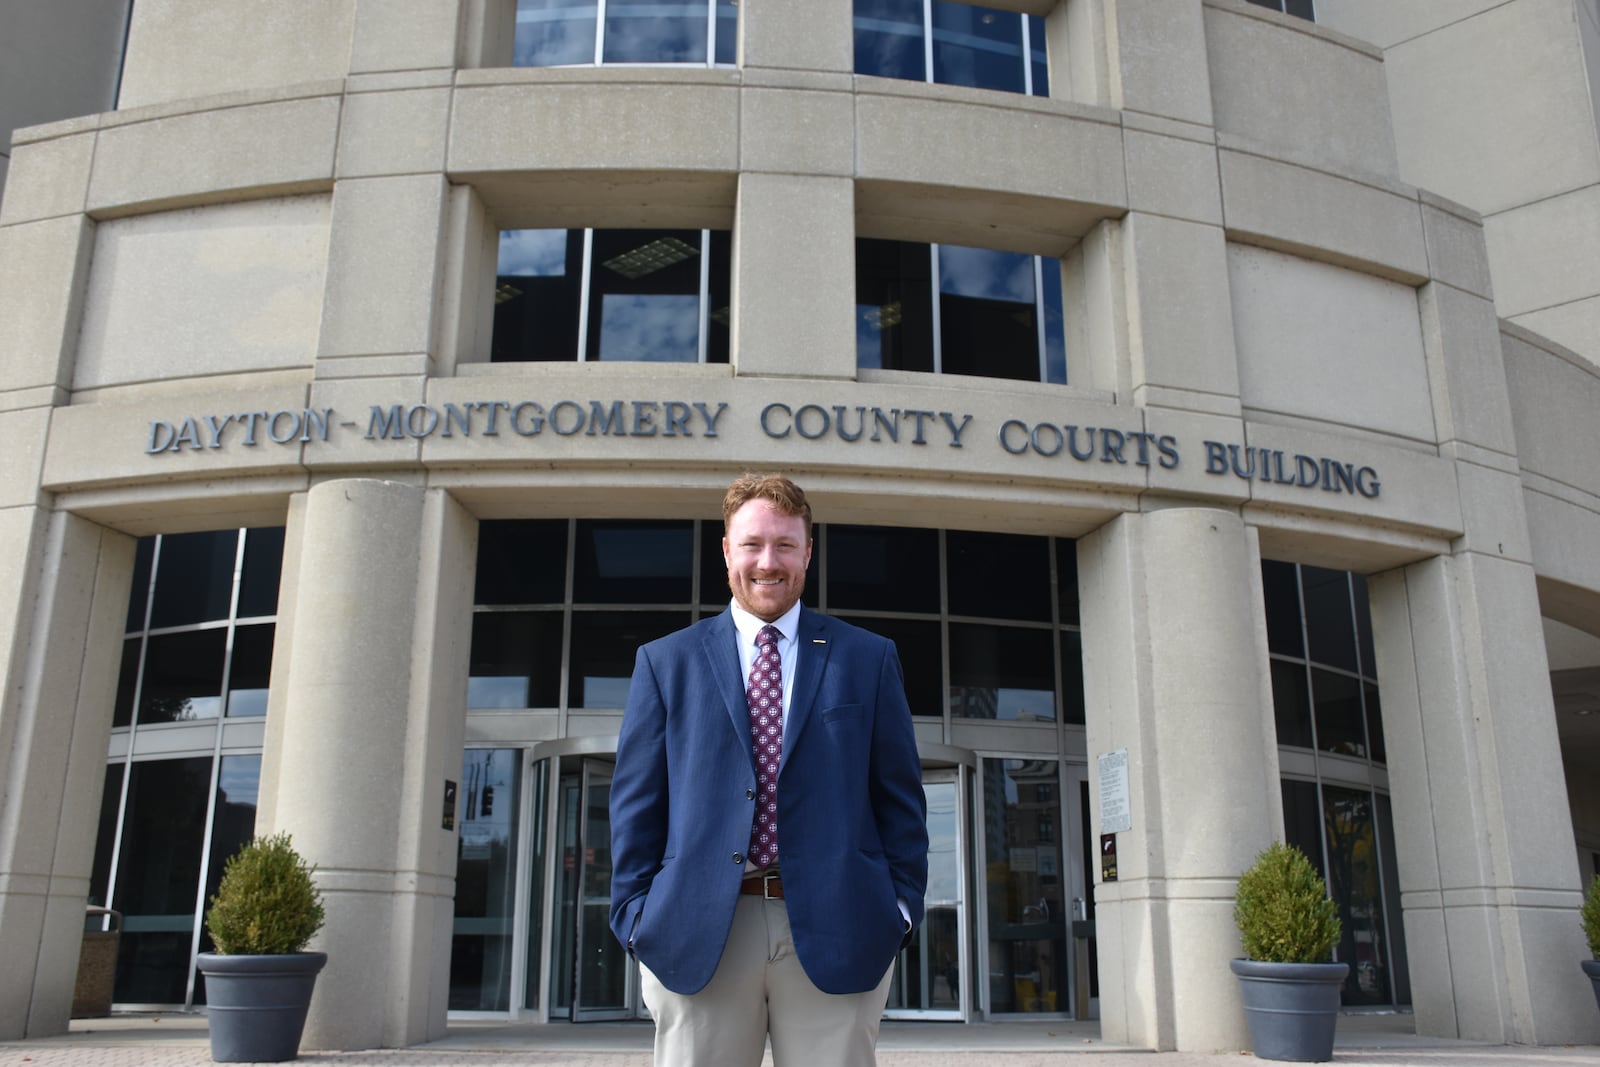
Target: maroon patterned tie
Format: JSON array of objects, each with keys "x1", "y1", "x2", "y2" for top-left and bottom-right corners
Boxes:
[{"x1": 747, "y1": 624, "x2": 783, "y2": 869}]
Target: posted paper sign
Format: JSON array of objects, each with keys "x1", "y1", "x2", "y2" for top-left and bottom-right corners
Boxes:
[{"x1": 1098, "y1": 748, "x2": 1131, "y2": 833}]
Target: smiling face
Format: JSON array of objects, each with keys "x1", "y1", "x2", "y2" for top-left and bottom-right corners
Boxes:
[{"x1": 723, "y1": 498, "x2": 813, "y2": 622}]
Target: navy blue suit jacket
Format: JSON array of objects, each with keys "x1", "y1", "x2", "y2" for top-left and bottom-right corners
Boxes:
[{"x1": 609, "y1": 606, "x2": 929, "y2": 996}]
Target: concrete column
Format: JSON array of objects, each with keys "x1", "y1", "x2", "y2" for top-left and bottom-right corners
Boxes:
[
  {"x1": 1078, "y1": 506, "x2": 1280, "y2": 1052},
  {"x1": 0, "y1": 510, "x2": 133, "y2": 1039},
  {"x1": 258, "y1": 479, "x2": 476, "y2": 1050},
  {"x1": 1369, "y1": 552, "x2": 1599, "y2": 1045}
]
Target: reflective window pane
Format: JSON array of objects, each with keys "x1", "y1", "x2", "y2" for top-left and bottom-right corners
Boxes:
[
  {"x1": 950, "y1": 622, "x2": 1054, "y2": 721},
  {"x1": 236, "y1": 527, "x2": 284, "y2": 619},
  {"x1": 932, "y1": 1, "x2": 1024, "y2": 94},
  {"x1": 983, "y1": 758, "x2": 1067, "y2": 1013},
  {"x1": 1322, "y1": 785, "x2": 1391, "y2": 1003},
  {"x1": 1041, "y1": 256, "x2": 1065, "y2": 383},
  {"x1": 469, "y1": 611, "x2": 564, "y2": 709},
  {"x1": 1027, "y1": 14, "x2": 1048, "y2": 96},
  {"x1": 1270, "y1": 658, "x2": 1314, "y2": 748},
  {"x1": 1260, "y1": 560, "x2": 1304, "y2": 657},
  {"x1": 705, "y1": 229, "x2": 731, "y2": 364},
  {"x1": 573, "y1": 520, "x2": 693, "y2": 604},
  {"x1": 193, "y1": 755, "x2": 261, "y2": 1005},
  {"x1": 127, "y1": 536, "x2": 154, "y2": 632},
  {"x1": 947, "y1": 530, "x2": 1051, "y2": 621},
  {"x1": 1363, "y1": 682, "x2": 1386, "y2": 764},
  {"x1": 476, "y1": 520, "x2": 569, "y2": 605},
  {"x1": 938, "y1": 245, "x2": 1039, "y2": 382},
  {"x1": 1058, "y1": 629, "x2": 1084, "y2": 725},
  {"x1": 1054, "y1": 538, "x2": 1079, "y2": 625},
  {"x1": 524, "y1": 759, "x2": 550, "y2": 1010},
  {"x1": 826, "y1": 525, "x2": 939, "y2": 613},
  {"x1": 225, "y1": 624, "x2": 274, "y2": 718},
  {"x1": 1302, "y1": 566, "x2": 1357, "y2": 672},
  {"x1": 114, "y1": 637, "x2": 139, "y2": 728},
  {"x1": 1353, "y1": 575, "x2": 1376, "y2": 676},
  {"x1": 514, "y1": 0, "x2": 597, "y2": 66},
  {"x1": 588, "y1": 230, "x2": 704, "y2": 362},
  {"x1": 839, "y1": 615, "x2": 942, "y2": 717},
  {"x1": 569, "y1": 611, "x2": 690, "y2": 708},
  {"x1": 493, "y1": 229, "x2": 584, "y2": 362},
  {"x1": 452, "y1": 750, "x2": 522, "y2": 1010},
  {"x1": 139, "y1": 629, "x2": 226, "y2": 723},
  {"x1": 855, "y1": 0, "x2": 925, "y2": 80},
  {"x1": 149, "y1": 530, "x2": 236, "y2": 628},
  {"x1": 1311, "y1": 667, "x2": 1365, "y2": 757},
  {"x1": 91, "y1": 764, "x2": 124, "y2": 908},
  {"x1": 604, "y1": 0, "x2": 707, "y2": 63},
  {"x1": 713, "y1": 0, "x2": 736, "y2": 64},
  {"x1": 1280, "y1": 779, "x2": 1325, "y2": 880},
  {"x1": 856, "y1": 238, "x2": 934, "y2": 372}
]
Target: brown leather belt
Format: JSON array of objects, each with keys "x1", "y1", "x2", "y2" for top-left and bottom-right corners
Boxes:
[{"x1": 740, "y1": 871, "x2": 784, "y2": 899}]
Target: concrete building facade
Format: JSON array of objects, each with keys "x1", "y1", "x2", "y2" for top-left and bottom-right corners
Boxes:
[{"x1": 1, "y1": 0, "x2": 1598, "y2": 1054}]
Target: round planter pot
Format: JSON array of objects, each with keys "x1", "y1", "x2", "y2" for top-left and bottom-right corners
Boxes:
[
  {"x1": 1230, "y1": 958, "x2": 1349, "y2": 1063},
  {"x1": 197, "y1": 952, "x2": 327, "y2": 1063},
  {"x1": 1583, "y1": 959, "x2": 1600, "y2": 1013}
]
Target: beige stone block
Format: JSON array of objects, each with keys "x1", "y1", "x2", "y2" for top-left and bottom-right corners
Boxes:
[
  {"x1": 1109, "y1": 0, "x2": 1212, "y2": 126},
  {"x1": 0, "y1": 215, "x2": 94, "y2": 391},
  {"x1": 0, "y1": 408, "x2": 49, "y2": 510},
  {"x1": 1229, "y1": 243, "x2": 1435, "y2": 442},
  {"x1": 1420, "y1": 195, "x2": 1492, "y2": 300},
  {"x1": 1418, "y1": 283, "x2": 1516, "y2": 455},
  {"x1": 1510, "y1": 297, "x2": 1600, "y2": 369},
  {"x1": 75, "y1": 196, "x2": 329, "y2": 390},
  {"x1": 0, "y1": 133, "x2": 95, "y2": 225},
  {"x1": 1393, "y1": 905, "x2": 1458, "y2": 1036},
  {"x1": 732, "y1": 174, "x2": 855, "y2": 379},
  {"x1": 1313, "y1": 1, "x2": 1504, "y2": 51},
  {"x1": 118, "y1": 0, "x2": 356, "y2": 110},
  {"x1": 1482, "y1": 184, "x2": 1600, "y2": 318},
  {"x1": 318, "y1": 176, "x2": 448, "y2": 359},
  {"x1": 1124, "y1": 214, "x2": 1237, "y2": 398},
  {"x1": 1453, "y1": 462, "x2": 1532, "y2": 562},
  {"x1": 349, "y1": 0, "x2": 464, "y2": 74},
  {"x1": 0, "y1": 892, "x2": 47, "y2": 1041},
  {"x1": 336, "y1": 88, "x2": 452, "y2": 178},
  {"x1": 1219, "y1": 150, "x2": 1428, "y2": 281},
  {"x1": 1123, "y1": 128, "x2": 1221, "y2": 225},
  {"x1": 739, "y1": 88, "x2": 854, "y2": 177},
  {"x1": 1381, "y1": 0, "x2": 1600, "y2": 215},
  {"x1": 303, "y1": 376, "x2": 429, "y2": 467},
  {"x1": 1501, "y1": 330, "x2": 1600, "y2": 501},
  {"x1": 741, "y1": 0, "x2": 851, "y2": 72},
  {"x1": 87, "y1": 96, "x2": 341, "y2": 214},
  {"x1": 1205, "y1": 2, "x2": 1397, "y2": 179},
  {"x1": 1142, "y1": 408, "x2": 1248, "y2": 504},
  {"x1": 1523, "y1": 489, "x2": 1600, "y2": 609},
  {"x1": 41, "y1": 383, "x2": 315, "y2": 492}
]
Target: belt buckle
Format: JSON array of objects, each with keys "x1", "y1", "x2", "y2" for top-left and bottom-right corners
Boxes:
[{"x1": 760, "y1": 871, "x2": 780, "y2": 900}]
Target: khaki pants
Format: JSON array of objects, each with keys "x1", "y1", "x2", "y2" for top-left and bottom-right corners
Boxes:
[{"x1": 640, "y1": 894, "x2": 895, "y2": 1067}]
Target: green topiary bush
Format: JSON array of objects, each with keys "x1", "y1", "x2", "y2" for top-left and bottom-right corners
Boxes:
[
  {"x1": 1583, "y1": 874, "x2": 1600, "y2": 959},
  {"x1": 1234, "y1": 841, "x2": 1342, "y2": 964},
  {"x1": 206, "y1": 832, "x2": 325, "y2": 955}
]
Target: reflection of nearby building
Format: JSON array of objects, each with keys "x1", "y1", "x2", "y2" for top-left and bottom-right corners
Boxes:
[{"x1": 2, "y1": 0, "x2": 1600, "y2": 1056}]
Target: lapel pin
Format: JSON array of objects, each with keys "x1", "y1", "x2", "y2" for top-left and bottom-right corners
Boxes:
[{"x1": 812, "y1": 639, "x2": 827, "y2": 644}]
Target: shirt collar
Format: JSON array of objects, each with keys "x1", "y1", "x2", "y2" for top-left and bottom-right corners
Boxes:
[{"x1": 730, "y1": 599, "x2": 803, "y2": 646}]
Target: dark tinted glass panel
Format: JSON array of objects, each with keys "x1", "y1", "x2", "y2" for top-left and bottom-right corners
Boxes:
[
  {"x1": 226, "y1": 624, "x2": 274, "y2": 718},
  {"x1": 826, "y1": 525, "x2": 939, "y2": 613},
  {"x1": 1302, "y1": 566, "x2": 1357, "y2": 672},
  {"x1": 1352, "y1": 575, "x2": 1375, "y2": 676},
  {"x1": 126, "y1": 536, "x2": 154, "y2": 632},
  {"x1": 1363, "y1": 682, "x2": 1385, "y2": 764},
  {"x1": 1041, "y1": 255, "x2": 1065, "y2": 383},
  {"x1": 932, "y1": 2, "x2": 1024, "y2": 93},
  {"x1": 1279, "y1": 779, "x2": 1324, "y2": 881},
  {"x1": 1054, "y1": 538, "x2": 1078, "y2": 625},
  {"x1": 468, "y1": 611, "x2": 563, "y2": 709},
  {"x1": 573, "y1": 520, "x2": 693, "y2": 604},
  {"x1": 477, "y1": 520, "x2": 569, "y2": 605},
  {"x1": 514, "y1": 0, "x2": 597, "y2": 66},
  {"x1": 236, "y1": 526, "x2": 284, "y2": 618},
  {"x1": 149, "y1": 531, "x2": 236, "y2": 628},
  {"x1": 938, "y1": 245, "x2": 1039, "y2": 382},
  {"x1": 1284, "y1": 0, "x2": 1315, "y2": 21},
  {"x1": 1058, "y1": 629, "x2": 1084, "y2": 725},
  {"x1": 604, "y1": 0, "x2": 706, "y2": 63},
  {"x1": 1260, "y1": 560, "x2": 1304, "y2": 657},
  {"x1": 587, "y1": 230, "x2": 704, "y2": 362},
  {"x1": 139, "y1": 629, "x2": 226, "y2": 723},
  {"x1": 714, "y1": 0, "x2": 736, "y2": 63},
  {"x1": 112, "y1": 756, "x2": 212, "y2": 1004},
  {"x1": 91, "y1": 764, "x2": 124, "y2": 908},
  {"x1": 856, "y1": 238, "x2": 934, "y2": 372},
  {"x1": 1322, "y1": 784, "x2": 1389, "y2": 1003},
  {"x1": 706, "y1": 229, "x2": 731, "y2": 363},
  {"x1": 1269, "y1": 658, "x2": 1313, "y2": 748},
  {"x1": 452, "y1": 749, "x2": 522, "y2": 1011},
  {"x1": 855, "y1": 0, "x2": 925, "y2": 80},
  {"x1": 947, "y1": 530, "x2": 1051, "y2": 621},
  {"x1": 982, "y1": 758, "x2": 1067, "y2": 1012},
  {"x1": 1375, "y1": 795, "x2": 1410, "y2": 1005},
  {"x1": 570, "y1": 611, "x2": 689, "y2": 708},
  {"x1": 192, "y1": 755, "x2": 261, "y2": 1004},
  {"x1": 523, "y1": 759, "x2": 550, "y2": 1010},
  {"x1": 838, "y1": 615, "x2": 942, "y2": 717},
  {"x1": 1027, "y1": 14, "x2": 1048, "y2": 96},
  {"x1": 114, "y1": 637, "x2": 140, "y2": 727},
  {"x1": 949, "y1": 622, "x2": 1054, "y2": 720},
  {"x1": 494, "y1": 229, "x2": 584, "y2": 362},
  {"x1": 1311, "y1": 667, "x2": 1365, "y2": 757}
]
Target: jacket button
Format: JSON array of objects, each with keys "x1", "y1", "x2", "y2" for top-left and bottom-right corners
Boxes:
[
  {"x1": 746, "y1": 789, "x2": 755, "y2": 799},
  {"x1": 732, "y1": 852, "x2": 743, "y2": 864}
]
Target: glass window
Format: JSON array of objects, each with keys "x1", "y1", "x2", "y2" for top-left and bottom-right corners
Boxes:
[
  {"x1": 938, "y1": 244, "x2": 1041, "y2": 382},
  {"x1": 469, "y1": 611, "x2": 564, "y2": 709},
  {"x1": 949, "y1": 622, "x2": 1054, "y2": 721},
  {"x1": 523, "y1": 759, "x2": 550, "y2": 1010},
  {"x1": 857, "y1": 0, "x2": 1047, "y2": 96},
  {"x1": 856, "y1": 237, "x2": 935, "y2": 374},
  {"x1": 573, "y1": 520, "x2": 694, "y2": 604},
  {"x1": 452, "y1": 749, "x2": 523, "y2": 1011},
  {"x1": 839, "y1": 614, "x2": 943, "y2": 717},
  {"x1": 826, "y1": 525, "x2": 940, "y2": 614},
  {"x1": 932, "y1": 1, "x2": 1024, "y2": 94},
  {"x1": 1245, "y1": 0, "x2": 1315, "y2": 21},
  {"x1": 194, "y1": 755, "x2": 264, "y2": 1005},
  {"x1": 493, "y1": 230, "x2": 584, "y2": 362},
  {"x1": 514, "y1": 0, "x2": 735, "y2": 67},
  {"x1": 856, "y1": 0, "x2": 925, "y2": 80},
  {"x1": 1302, "y1": 566, "x2": 1357, "y2": 672},
  {"x1": 1312, "y1": 667, "x2": 1365, "y2": 757},
  {"x1": 126, "y1": 537, "x2": 154, "y2": 632},
  {"x1": 226, "y1": 624, "x2": 274, "y2": 718},
  {"x1": 1058, "y1": 629, "x2": 1084, "y2": 725},
  {"x1": 947, "y1": 530, "x2": 1051, "y2": 622},
  {"x1": 1027, "y1": 14, "x2": 1048, "y2": 96},
  {"x1": 1260, "y1": 559, "x2": 1304, "y2": 657},
  {"x1": 515, "y1": 0, "x2": 598, "y2": 66},
  {"x1": 982, "y1": 758, "x2": 1067, "y2": 1012},
  {"x1": 90, "y1": 765, "x2": 124, "y2": 909},
  {"x1": 1053, "y1": 538, "x2": 1078, "y2": 625},
  {"x1": 589, "y1": 230, "x2": 707, "y2": 363},
  {"x1": 149, "y1": 531, "x2": 236, "y2": 629},
  {"x1": 113, "y1": 638, "x2": 140, "y2": 728},
  {"x1": 604, "y1": 0, "x2": 705, "y2": 63},
  {"x1": 1269, "y1": 658, "x2": 1314, "y2": 748},
  {"x1": 569, "y1": 611, "x2": 690, "y2": 708},
  {"x1": 236, "y1": 527, "x2": 284, "y2": 619},
  {"x1": 1322, "y1": 784, "x2": 1390, "y2": 1004},
  {"x1": 476, "y1": 520, "x2": 569, "y2": 606},
  {"x1": 139, "y1": 629, "x2": 226, "y2": 723}
]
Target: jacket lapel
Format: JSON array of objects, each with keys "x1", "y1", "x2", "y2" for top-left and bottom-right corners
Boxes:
[
  {"x1": 780, "y1": 607, "x2": 830, "y2": 775},
  {"x1": 700, "y1": 609, "x2": 756, "y2": 772}
]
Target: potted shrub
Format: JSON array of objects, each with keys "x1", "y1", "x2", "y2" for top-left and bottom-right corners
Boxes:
[
  {"x1": 1229, "y1": 841, "x2": 1348, "y2": 1063},
  {"x1": 1583, "y1": 873, "x2": 1600, "y2": 1011},
  {"x1": 197, "y1": 832, "x2": 327, "y2": 1063}
]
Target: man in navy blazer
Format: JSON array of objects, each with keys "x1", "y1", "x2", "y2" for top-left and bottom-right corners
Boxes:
[{"x1": 610, "y1": 473, "x2": 928, "y2": 1066}]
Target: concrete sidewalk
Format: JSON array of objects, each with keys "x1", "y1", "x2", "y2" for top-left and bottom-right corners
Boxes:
[{"x1": 3, "y1": 1013, "x2": 1598, "y2": 1066}]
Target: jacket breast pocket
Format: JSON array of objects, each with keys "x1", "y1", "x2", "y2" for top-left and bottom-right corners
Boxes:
[{"x1": 821, "y1": 703, "x2": 864, "y2": 725}]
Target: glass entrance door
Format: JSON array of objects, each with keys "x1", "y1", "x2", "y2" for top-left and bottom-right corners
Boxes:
[
  {"x1": 884, "y1": 768, "x2": 968, "y2": 1019},
  {"x1": 568, "y1": 759, "x2": 634, "y2": 1020}
]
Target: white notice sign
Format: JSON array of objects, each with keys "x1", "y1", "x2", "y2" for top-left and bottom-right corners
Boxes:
[{"x1": 1098, "y1": 748, "x2": 1131, "y2": 834}]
